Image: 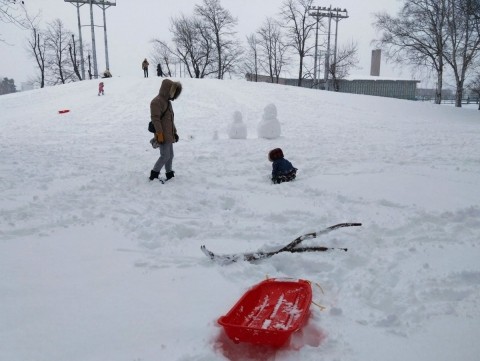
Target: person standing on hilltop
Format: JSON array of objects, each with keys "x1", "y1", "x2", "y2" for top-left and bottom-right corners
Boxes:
[
  {"x1": 102, "y1": 69, "x2": 112, "y2": 78},
  {"x1": 157, "y1": 63, "x2": 164, "y2": 77},
  {"x1": 142, "y1": 58, "x2": 149, "y2": 78}
]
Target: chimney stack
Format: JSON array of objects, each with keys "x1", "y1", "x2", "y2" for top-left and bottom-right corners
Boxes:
[{"x1": 370, "y1": 49, "x2": 381, "y2": 76}]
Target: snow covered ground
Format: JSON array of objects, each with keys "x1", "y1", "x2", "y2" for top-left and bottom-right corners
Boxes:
[{"x1": 1, "y1": 77, "x2": 479, "y2": 361}]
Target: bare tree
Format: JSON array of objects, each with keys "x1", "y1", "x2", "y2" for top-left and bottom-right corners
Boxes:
[
  {"x1": 26, "y1": 22, "x2": 46, "y2": 88},
  {"x1": 280, "y1": 0, "x2": 316, "y2": 86},
  {"x1": 45, "y1": 19, "x2": 76, "y2": 84},
  {"x1": 170, "y1": 14, "x2": 216, "y2": 78},
  {"x1": 218, "y1": 39, "x2": 243, "y2": 77},
  {"x1": 87, "y1": 52, "x2": 92, "y2": 79},
  {"x1": 243, "y1": 33, "x2": 259, "y2": 81},
  {"x1": 1, "y1": 0, "x2": 27, "y2": 42},
  {"x1": 151, "y1": 40, "x2": 174, "y2": 77},
  {"x1": 467, "y1": 72, "x2": 480, "y2": 109},
  {"x1": 257, "y1": 18, "x2": 289, "y2": 83},
  {"x1": 444, "y1": 0, "x2": 480, "y2": 107},
  {"x1": 23, "y1": 12, "x2": 47, "y2": 88},
  {"x1": 68, "y1": 34, "x2": 82, "y2": 81},
  {"x1": 194, "y1": 0, "x2": 241, "y2": 79},
  {"x1": 374, "y1": 0, "x2": 448, "y2": 104},
  {"x1": 329, "y1": 40, "x2": 359, "y2": 91}
]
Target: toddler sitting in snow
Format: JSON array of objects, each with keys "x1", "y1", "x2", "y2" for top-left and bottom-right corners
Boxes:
[{"x1": 268, "y1": 148, "x2": 297, "y2": 184}]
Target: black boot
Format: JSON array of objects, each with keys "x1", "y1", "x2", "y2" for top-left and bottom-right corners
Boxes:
[
  {"x1": 166, "y1": 171, "x2": 175, "y2": 180},
  {"x1": 149, "y1": 170, "x2": 160, "y2": 181}
]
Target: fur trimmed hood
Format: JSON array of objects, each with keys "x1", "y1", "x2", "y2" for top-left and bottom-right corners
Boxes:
[{"x1": 159, "y1": 79, "x2": 182, "y2": 101}]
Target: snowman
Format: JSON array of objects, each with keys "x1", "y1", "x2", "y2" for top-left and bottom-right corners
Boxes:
[
  {"x1": 227, "y1": 110, "x2": 247, "y2": 139},
  {"x1": 257, "y1": 103, "x2": 281, "y2": 139}
]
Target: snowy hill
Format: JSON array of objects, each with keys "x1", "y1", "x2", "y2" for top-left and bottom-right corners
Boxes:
[{"x1": 1, "y1": 77, "x2": 479, "y2": 361}]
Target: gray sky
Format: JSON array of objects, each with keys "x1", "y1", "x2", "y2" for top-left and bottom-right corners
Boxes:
[{"x1": 0, "y1": 0, "x2": 409, "y2": 85}]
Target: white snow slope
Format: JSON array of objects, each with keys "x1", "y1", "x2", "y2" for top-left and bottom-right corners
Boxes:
[{"x1": 1, "y1": 77, "x2": 479, "y2": 361}]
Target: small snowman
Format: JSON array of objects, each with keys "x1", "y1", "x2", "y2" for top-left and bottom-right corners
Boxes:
[
  {"x1": 257, "y1": 103, "x2": 281, "y2": 139},
  {"x1": 227, "y1": 110, "x2": 247, "y2": 139}
]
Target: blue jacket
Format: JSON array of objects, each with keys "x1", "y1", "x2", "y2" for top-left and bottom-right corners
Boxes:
[{"x1": 272, "y1": 158, "x2": 295, "y2": 178}]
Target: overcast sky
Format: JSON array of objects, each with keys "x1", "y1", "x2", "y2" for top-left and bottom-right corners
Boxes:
[{"x1": 0, "y1": 0, "x2": 412, "y2": 86}]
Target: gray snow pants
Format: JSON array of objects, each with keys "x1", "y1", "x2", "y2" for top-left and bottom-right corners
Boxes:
[{"x1": 153, "y1": 142, "x2": 174, "y2": 173}]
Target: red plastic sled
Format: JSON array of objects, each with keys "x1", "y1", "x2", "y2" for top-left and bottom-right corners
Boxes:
[
  {"x1": 58, "y1": 109, "x2": 70, "y2": 114},
  {"x1": 218, "y1": 278, "x2": 312, "y2": 347}
]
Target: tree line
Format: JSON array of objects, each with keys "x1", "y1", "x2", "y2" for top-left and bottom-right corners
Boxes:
[
  {"x1": 0, "y1": 76, "x2": 16, "y2": 94},
  {"x1": 150, "y1": 0, "x2": 359, "y2": 90},
  {"x1": 2, "y1": 0, "x2": 480, "y2": 107},
  {"x1": 1, "y1": 1, "x2": 85, "y2": 88},
  {"x1": 25, "y1": 16, "x2": 84, "y2": 88},
  {"x1": 373, "y1": 0, "x2": 480, "y2": 107}
]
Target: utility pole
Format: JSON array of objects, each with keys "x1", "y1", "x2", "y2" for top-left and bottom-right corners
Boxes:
[
  {"x1": 96, "y1": 0, "x2": 116, "y2": 73},
  {"x1": 313, "y1": 12, "x2": 320, "y2": 87},
  {"x1": 332, "y1": 8, "x2": 348, "y2": 88},
  {"x1": 325, "y1": 10, "x2": 332, "y2": 90},
  {"x1": 65, "y1": 1, "x2": 86, "y2": 80},
  {"x1": 64, "y1": 0, "x2": 116, "y2": 79},
  {"x1": 308, "y1": 5, "x2": 348, "y2": 90},
  {"x1": 309, "y1": 6, "x2": 328, "y2": 88},
  {"x1": 88, "y1": 0, "x2": 98, "y2": 78}
]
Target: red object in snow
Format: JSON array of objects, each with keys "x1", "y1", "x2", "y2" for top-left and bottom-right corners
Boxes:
[
  {"x1": 58, "y1": 109, "x2": 70, "y2": 114},
  {"x1": 218, "y1": 278, "x2": 312, "y2": 347}
]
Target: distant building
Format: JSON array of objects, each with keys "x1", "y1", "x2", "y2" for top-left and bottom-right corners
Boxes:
[
  {"x1": 336, "y1": 77, "x2": 419, "y2": 100},
  {"x1": 245, "y1": 73, "x2": 420, "y2": 101}
]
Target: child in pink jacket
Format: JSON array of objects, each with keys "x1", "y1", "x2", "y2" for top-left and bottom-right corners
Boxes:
[{"x1": 98, "y1": 82, "x2": 104, "y2": 96}]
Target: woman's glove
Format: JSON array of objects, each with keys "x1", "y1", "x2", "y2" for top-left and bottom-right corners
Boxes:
[
  {"x1": 174, "y1": 133, "x2": 179, "y2": 143},
  {"x1": 155, "y1": 132, "x2": 164, "y2": 143}
]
